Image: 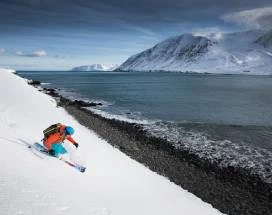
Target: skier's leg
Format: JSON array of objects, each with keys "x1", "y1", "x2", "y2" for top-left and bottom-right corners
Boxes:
[{"x1": 52, "y1": 143, "x2": 67, "y2": 156}]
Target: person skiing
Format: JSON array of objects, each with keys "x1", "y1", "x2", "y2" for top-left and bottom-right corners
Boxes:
[{"x1": 43, "y1": 123, "x2": 79, "y2": 156}]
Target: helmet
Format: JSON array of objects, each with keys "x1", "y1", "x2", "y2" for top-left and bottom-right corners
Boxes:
[{"x1": 65, "y1": 126, "x2": 75, "y2": 135}]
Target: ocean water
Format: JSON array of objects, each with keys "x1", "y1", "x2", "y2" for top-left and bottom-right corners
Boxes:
[{"x1": 18, "y1": 71, "x2": 272, "y2": 182}]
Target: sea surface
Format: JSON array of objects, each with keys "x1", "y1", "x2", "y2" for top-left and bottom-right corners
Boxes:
[{"x1": 18, "y1": 71, "x2": 272, "y2": 183}]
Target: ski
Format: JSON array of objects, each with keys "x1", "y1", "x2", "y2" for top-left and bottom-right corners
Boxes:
[
  {"x1": 59, "y1": 157, "x2": 86, "y2": 173},
  {"x1": 30, "y1": 143, "x2": 86, "y2": 173}
]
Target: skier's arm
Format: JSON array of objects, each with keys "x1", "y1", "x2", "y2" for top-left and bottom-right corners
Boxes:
[{"x1": 67, "y1": 136, "x2": 77, "y2": 146}]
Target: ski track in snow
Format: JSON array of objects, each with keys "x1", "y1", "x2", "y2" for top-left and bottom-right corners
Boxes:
[{"x1": 0, "y1": 69, "x2": 223, "y2": 215}]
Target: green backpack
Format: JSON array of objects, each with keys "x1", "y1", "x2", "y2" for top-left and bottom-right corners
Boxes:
[{"x1": 43, "y1": 123, "x2": 62, "y2": 139}]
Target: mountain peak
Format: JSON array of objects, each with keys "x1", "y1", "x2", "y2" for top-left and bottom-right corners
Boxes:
[{"x1": 119, "y1": 33, "x2": 212, "y2": 71}]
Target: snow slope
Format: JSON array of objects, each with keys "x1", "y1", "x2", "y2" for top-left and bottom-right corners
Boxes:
[
  {"x1": 0, "y1": 68, "x2": 223, "y2": 215},
  {"x1": 255, "y1": 29, "x2": 272, "y2": 50},
  {"x1": 72, "y1": 64, "x2": 118, "y2": 71},
  {"x1": 119, "y1": 30, "x2": 272, "y2": 74}
]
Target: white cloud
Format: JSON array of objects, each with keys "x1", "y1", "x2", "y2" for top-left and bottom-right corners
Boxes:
[
  {"x1": 192, "y1": 27, "x2": 224, "y2": 40},
  {"x1": 0, "y1": 48, "x2": 5, "y2": 55},
  {"x1": 15, "y1": 51, "x2": 23, "y2": 56},
  {"x1": 33, "y1": 50, "x2": 47, "y2": 57},
  {"x1": 221, "y1": 7, "x2": 272, "y2": 29},
  {"x1": 15, "y1": 50, "x2": 47, "y2": 57}
]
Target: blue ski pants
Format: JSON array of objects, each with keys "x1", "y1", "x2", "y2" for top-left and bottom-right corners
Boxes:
[{"x1": 51, "y1": 143, "x2": 67, "y2": 156}]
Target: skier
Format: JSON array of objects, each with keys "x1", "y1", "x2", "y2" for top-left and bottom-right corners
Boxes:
[{"x1": 43, "y1": 123, "x2": 79, "y2": 156}]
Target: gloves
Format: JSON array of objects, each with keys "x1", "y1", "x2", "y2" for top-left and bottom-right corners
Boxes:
[
  {"x1": 48, "y1": 149, "x2": 55, "y2": 156},
  {"x1": 74, "y1": 143, "x2": 79, "y2": 148}
]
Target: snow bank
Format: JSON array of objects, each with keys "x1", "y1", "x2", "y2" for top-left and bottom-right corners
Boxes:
[
  {"x1": 0, "y1": 68, "x2": 16, "y2": 73},
  {"x1": 0, "y1": 68, "x2": 223, "y2": 215}
]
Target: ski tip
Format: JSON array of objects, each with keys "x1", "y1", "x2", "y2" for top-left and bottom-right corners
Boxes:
[{"x1": 79, "y1": 167, "x2": 86, "y2": 173}]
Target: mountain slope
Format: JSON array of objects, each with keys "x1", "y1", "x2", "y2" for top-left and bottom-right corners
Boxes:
[
  {"x1": 72, "y1": 64, "x2": 118, "y2": 71},
  {"x1": 255, "y1": 29, "x2": 272, "y2": 50},
  {"x1": 120, "y1": 34, "x2": 212, "y2": 71},
  {"x1": 0, "y1": 68, "x2": 223, "y2": 215},
  {"x1": 119, "y1": 30, "x2": 272, "y2": 74}
]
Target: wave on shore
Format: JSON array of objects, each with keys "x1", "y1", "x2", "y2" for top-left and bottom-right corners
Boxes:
[{"x1": 144, "y1": 121, "x2": 272, "y2": 183}]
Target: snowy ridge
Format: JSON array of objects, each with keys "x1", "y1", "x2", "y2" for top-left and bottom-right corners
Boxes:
[
  {"x1": 119, "y1": 30, "x2": 272, "y2": 74},
  {"x1": 255, "y1": 29, "x2": 272, "y2": 50},
  {"x1": 120, "y1": 34, "x2": 211, "y2": 71},
  {"x1": 72, "y1": 64, "x2": 118, "y2": 71},
  {"x1": 0, "y1": 68, "x2": 16, "y2": 73},
  {"x1": 0, "y1": 68, "x2": 223, "y2": 215}
]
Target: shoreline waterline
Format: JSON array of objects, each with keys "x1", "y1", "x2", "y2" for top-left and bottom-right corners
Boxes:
[{"x1": 25, "y1": 78, "x2": 272, "y2": 215}]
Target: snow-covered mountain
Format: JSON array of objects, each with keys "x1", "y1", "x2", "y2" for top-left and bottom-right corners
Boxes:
[
  {"x1": 72, "y1": 64, "x2": 118, "y2": 71},
  {"x1": 118, "y1": 30, "x2": 272, "y2": 74}
]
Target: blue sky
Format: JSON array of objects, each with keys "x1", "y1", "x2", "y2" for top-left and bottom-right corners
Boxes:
[{"x1": 0, "y1": 0, "x2": 271, "y2": 70}]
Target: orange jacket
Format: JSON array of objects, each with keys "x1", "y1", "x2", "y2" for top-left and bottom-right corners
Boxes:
[{"x1": 44, "y1": 125, "x2": 77, "y2": 150}]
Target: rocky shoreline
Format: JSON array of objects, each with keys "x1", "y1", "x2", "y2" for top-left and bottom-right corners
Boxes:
[{"x1": 31, "y1": 81, "x2": 271, "y2": 215}]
